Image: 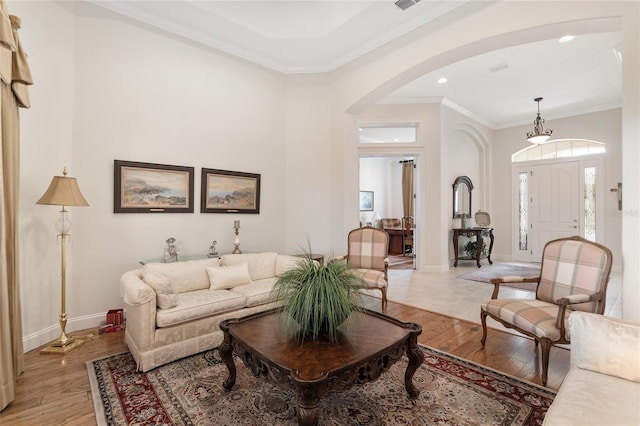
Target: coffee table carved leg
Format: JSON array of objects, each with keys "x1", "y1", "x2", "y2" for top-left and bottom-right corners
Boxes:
[
  {"x1": 405, "y1": 338, "x2": 423, "y2": 399},
  {"x1": 219, "y1": 336, "x2": 236, "y2": 391},
  {"x1": 296, "y1": 385, "x2": 321, "y2": 426}
]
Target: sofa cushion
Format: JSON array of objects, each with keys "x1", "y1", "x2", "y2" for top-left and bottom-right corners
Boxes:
[
  {"x1": 542, "y1": 365, "x2": 640, "y2": 426},
  {"x1": 221, "y1": 252, "x2": 277, "y2": 281},
  {"x1": 230, "y1": 277, "x2": 278, "y2": 307},
  {"x1": 569, "y1": 312, "x2": 640, "y2": 382},
  {"x1": 141, "y1": 270, "x2": 178, "y2": 309},
  {"x1": 275, "y1": 255, "x2": 303, "y2": 276},
  {"x1": 142, "y1": 258, "x2": 221, "y2": 293},
  {"x1": 155, "y1": 288, "x2": 246, "y2": 328},
  {"x1": 207, "y1": 263, "x2": 253, "y2": 290}
]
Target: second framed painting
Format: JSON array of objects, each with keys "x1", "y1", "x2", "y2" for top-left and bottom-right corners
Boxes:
[{"x1": 201, "y1": 168, "x2": 261, "y2": 214}]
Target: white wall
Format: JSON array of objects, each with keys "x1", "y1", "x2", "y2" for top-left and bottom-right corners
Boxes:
[
  {"x1": 16, "y1": 2, "x2": 291, "y2": 350},
  {"x1": 359, "y1": 158, "x2": 388, "y2": 224},
  {"x1": 283, "y1": 74, "x2": 333, "y2": 254}
]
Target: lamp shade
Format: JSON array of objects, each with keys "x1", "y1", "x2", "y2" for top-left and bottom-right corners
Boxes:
[
  {"x1": 527, "y1": 133, "x2": 552, "y2": 144},
  {"x1": 36, "y1": 168, "x2": 89, "y2": 207}
]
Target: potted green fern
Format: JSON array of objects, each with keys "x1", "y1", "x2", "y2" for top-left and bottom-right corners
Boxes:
[
  {"x1": 463, "y1": 240, "x2": 487, "y2": 258},
  {"x1": 273, "y1": 255, "x2": 367, "y2": 342}
]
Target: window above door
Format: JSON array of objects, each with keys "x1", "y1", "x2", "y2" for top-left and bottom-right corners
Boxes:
[{"x1": 359, "y1": 124, "x2": 417, "y2": 144}]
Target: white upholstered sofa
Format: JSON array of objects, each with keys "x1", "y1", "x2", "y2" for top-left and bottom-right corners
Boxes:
[
  {"x1": 543, "y1": 311, "x2": 640, "y2": 425},
  {"x1": 120, "y1": 252, "x2": 301, "y2": 371}
]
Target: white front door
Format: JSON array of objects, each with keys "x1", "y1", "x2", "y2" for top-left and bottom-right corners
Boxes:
[{"x1": 516, "y1": 161, "x2": 580, "y2": 261}]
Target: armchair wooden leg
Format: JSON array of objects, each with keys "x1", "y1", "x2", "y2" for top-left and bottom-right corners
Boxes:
[
  {"x1": 380, "y1": 288, "x2": 388, "y2": 313},
  {"x1": 480, "y1": 309, "x2": 488, "y2": 346},
  {"x1": 540, "y1": 339, "x2": 552, "y2": 387}
]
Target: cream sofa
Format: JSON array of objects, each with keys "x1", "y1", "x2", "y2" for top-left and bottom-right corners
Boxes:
[
  {"x1": 543, "y1": 311, "x2": 640, "y2": 425},
  {"x1": 120, "y1": 252, "x2": 301, "y2": 371}
]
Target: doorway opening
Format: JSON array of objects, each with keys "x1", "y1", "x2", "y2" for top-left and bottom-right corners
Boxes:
[{"x1": 359, "y1": 155, "x2": 417, "y2": 269}]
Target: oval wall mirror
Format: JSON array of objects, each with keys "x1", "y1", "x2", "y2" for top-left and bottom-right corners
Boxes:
[{"x1": 452, "y1": 176, "x2": 473, "y2": 218}]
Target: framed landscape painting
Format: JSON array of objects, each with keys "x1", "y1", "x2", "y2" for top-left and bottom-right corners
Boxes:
[
  {"x1": 114, "y1": 160, "x2": 194, "y2": 213},
  {"x1": 359, "y1": 191, "x2": 374, "y2": 211},
  {"x1": 201, "y1": 168, "x2": 261, "y2": 214}
]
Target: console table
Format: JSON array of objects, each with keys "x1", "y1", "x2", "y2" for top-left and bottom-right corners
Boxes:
[{"x1": 452, "y1": 227, "x2": 494, "y2": 268}]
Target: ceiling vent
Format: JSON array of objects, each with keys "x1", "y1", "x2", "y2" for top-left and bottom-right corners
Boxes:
[
  {"x1": 488, "y1": 62, "x2": 509, "y2": 73},
  {"x1": 395, "y1": 0, "x2": 421, "y2": 11}
]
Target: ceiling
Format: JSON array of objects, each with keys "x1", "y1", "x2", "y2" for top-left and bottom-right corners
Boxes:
[{"x1": 89, "y1": 0, "x2": 622, "y2": 129}]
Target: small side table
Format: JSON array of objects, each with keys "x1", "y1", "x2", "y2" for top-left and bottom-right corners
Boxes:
[{"x1": 452, "y1": 227, "x2": 494, "y2": 268}]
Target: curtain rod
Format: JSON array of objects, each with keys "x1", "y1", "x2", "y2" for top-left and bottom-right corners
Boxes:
[{"x1": 399, "y1": 160, "x2": 414, "y2": 163}]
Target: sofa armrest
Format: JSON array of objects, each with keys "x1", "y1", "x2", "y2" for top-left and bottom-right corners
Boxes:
[
  {"x1": 120, "y1": 269, "x2": 157, "y2": 351},
  {"x1": 121, "y1": 269, "x2": 155, "y2": 305}
]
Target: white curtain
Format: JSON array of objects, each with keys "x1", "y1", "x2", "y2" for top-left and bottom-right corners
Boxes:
[{"x1": 0, "y1": 1, "x2": 32, "y2": 411}]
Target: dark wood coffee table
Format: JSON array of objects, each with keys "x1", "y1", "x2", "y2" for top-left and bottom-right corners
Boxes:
[{"x1": 219, "y1": 308, "x2": 423, "y2": 426}]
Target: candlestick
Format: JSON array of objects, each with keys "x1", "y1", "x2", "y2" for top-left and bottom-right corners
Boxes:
[{"x1": 233, "y1": 222, "x2": 241, "y2": 254}]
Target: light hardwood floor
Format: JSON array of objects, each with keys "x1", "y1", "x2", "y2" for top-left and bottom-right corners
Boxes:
[{"x1": 0, "y1": 300, "x2": 569, "y2": 425}]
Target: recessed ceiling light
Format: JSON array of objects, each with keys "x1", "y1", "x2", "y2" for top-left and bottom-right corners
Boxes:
[
  {"x1": 559, "y1": 35, "x2": 575, "y2": 43},
  {"x1": 437, "y1": 77, "x2": 448, "y2": 84}
]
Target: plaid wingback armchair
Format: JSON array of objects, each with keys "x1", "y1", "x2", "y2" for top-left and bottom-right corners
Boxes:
[
  {"x1": 346, "y1": 227, "x2": 389, "y2": 312},
  {"x1": 480, "y1": 236, "x2": 612, "y2": 386}
]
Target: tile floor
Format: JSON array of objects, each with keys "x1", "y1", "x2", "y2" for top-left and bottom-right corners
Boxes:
[{"x1": 373, "y1": 261, "x2": 623, "y2": 332}]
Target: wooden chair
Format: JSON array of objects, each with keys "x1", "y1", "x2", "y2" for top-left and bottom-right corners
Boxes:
[
  {"x1": 401, "y1": 216, "x2": 414, "y2": 256},
  {"x1": 381, "y1": 218, "x2": 401, "y2": 229},
  {"x1": 480, "y1": 236, "x2": 612, "y2": 386},
  {"x1": 345, "y1": 227, "x2": 389, "y2": 312}
]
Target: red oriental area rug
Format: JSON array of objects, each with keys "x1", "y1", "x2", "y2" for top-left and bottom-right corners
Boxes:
[{"x1": 87, "y1": 345, "x2": 555, "y2": 425}]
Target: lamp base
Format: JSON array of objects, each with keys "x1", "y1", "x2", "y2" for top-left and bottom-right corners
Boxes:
[{"x1": 40, "y1": 337, "x2": 85, "y2": 355}]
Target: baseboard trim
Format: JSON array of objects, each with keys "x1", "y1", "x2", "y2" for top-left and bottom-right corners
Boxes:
[
  {"x1": 22, "y1": 312, "x2": 107, "y2": 353},
  {"x1": 420, "y1": 264, "x2": 449, "y2": 272}
]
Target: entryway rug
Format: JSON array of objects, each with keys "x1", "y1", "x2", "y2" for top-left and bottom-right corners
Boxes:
[
  {"x1": 87, "y1": 345, "x2": 555, "y2": 425},
  {"x1": 388, "y1": 254, "x2": 414, "y2": 269},
  {"x1": 458, "y1": 263, "x2": 541, "y2": 292}
]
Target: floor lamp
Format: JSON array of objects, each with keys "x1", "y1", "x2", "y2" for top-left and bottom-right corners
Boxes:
[{"x1": 36, "y1": 167, "x2": 89, "y2": 354}]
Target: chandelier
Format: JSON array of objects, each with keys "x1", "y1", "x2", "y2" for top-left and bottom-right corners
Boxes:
[{"x1": 526, "y1": 97, "x2": 553, "y2": 144}]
